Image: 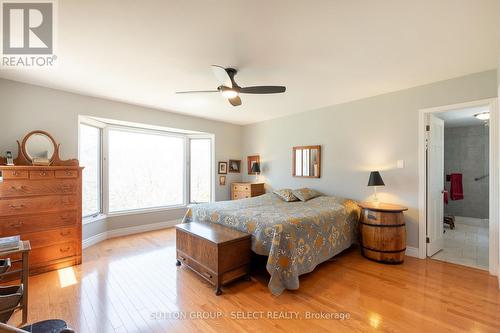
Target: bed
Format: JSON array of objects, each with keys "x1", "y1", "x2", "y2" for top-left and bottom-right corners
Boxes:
[{"x1": 182, "y1": 193, "x2": 360, "y2": 295}]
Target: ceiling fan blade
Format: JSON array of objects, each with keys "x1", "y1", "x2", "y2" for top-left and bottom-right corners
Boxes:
[
  {"x1": 176, "y1": 90, "x2": 218, "y2": 94},
  {"x1": 240, "y1": 86, "x2": 286, "y2": 94},
  {"x1": 228, "y1": 96, "x2": 242, "y2": 106},
  {"x1": 211, "y1": 65, "x2": 232, "y2": 88}
]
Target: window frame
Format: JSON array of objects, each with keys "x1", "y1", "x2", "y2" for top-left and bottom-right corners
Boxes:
[
  {"x1": 188, "y1": 134, "x2": 215, "y2": 204},
  {"x1": 79, "y1": 117, "x2": 215, "y2": 222},
  {"x1": 78, "y1": 119, "x2": 104, "y2": 222}
]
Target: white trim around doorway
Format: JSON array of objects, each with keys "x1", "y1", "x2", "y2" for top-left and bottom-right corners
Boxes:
[{"x1": 417, "y1": 98, "x2": 499, "y2": 277}]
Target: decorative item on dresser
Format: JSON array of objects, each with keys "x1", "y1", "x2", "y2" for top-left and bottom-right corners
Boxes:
[
  {"x1": 0, "y1": 131, "x2": 83, "y2": 276},
  {"x1": 231, "y1": 182, "x2": 265, "y2": 200},
  {"x1": 176, "y1": 222, "x2": 251, "y2": 295},
  {"x1": 358, "y1": 202, "x2": 408, "y2": 264}
]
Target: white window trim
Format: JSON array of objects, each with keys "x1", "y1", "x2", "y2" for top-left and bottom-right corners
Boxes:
[
  {"x1": 79, "y1": 117, "x2": 105, "y2": 223},
  {"x1": 79, "y1": 117, "x2": 215, "y2": 221},
  {"x1": 188, "y1": 134, "x2": 216, "y2": 204}
]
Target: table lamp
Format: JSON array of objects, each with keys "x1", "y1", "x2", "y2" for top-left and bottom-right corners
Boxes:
[
  {"x1": 251, "y1": 162, "x2": 261, "y2": 182},
  {"x1": 368, "y1": 171, "x2": 385, "y2": 202}
]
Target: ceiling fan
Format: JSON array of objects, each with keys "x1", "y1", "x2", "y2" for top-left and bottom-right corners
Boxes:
[{"x1": 176, "y1": 65, "x2": 286, "y2": 106}]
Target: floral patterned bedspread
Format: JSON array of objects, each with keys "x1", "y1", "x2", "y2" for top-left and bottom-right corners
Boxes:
[{"x1": 182, "y1": 193, "x2": 360, "y2": 295}]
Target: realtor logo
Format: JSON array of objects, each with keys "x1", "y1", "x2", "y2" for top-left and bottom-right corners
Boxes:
[{"x1": 1, "y1": 0, "x2": 56, "y2": 67}]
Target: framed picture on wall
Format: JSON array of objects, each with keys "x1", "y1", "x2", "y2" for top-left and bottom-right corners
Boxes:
[
  {"x1": 218, "y1": 161, "x2": 228, "y2": 174},
  {"x1": 228, "y1": 159, "x2": 241, "y2": 173},
  {"x1": 219, "y1": 175, "x2": 226, "y2": 186},
  {"x1": 247, "y1": 155, "x2": 260, "y2": 175}
]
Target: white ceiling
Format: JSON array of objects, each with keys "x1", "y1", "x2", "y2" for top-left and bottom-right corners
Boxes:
[
  {"x1": 437, "y1": 105, "x2": 490, "y2": 128},
  {"x1": 1, "y1": 0, "x2": 499, "y2": 125}
]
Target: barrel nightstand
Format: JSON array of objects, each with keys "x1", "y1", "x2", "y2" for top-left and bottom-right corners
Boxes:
[{"x1": 358, "y1": 202, "x2": 408, "y2": 264}]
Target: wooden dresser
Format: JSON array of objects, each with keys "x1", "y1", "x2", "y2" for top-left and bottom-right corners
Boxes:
[
  {"x1": 0, "y1": 166, "x2": 83, "y2": 274},
  {"x1": 0, "y1": 130, "x2": 83, "y2": 276},
  {"x1": 231, "y1": 182, "x2": 265, "y2": 200}
]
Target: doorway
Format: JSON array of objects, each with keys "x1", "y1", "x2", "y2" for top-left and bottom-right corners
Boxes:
[{"x1": 418, "y1": 98, "x2": 499, "y2": 275}]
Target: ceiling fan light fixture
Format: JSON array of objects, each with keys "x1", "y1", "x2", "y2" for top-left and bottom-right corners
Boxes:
[
  {"x1": 221, "y1": 87, "x2": 239, "y2": 99},
  {"x1": 474, "y1": 112, "x2": 490, "y2": 121}
]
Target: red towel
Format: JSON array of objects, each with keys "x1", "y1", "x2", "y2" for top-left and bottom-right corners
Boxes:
[{"x1": 450, "y1": 173, "x2": 464, "y2": 200}]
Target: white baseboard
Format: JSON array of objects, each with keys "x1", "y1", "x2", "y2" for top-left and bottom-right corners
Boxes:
[
  {"x1": 82, "y1": 232, "x2": 107, "y2": 249},
  {"x1": 405, "y1": 246, "x2": 419, "y2": 258},
  {"x1": 82, "y1": 219, "x2": 180, "y2": 249}
]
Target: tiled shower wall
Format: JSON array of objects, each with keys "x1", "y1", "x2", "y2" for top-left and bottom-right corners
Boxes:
[{"x1": 444, "y1": 125, "x2": 489, "y2": 219}]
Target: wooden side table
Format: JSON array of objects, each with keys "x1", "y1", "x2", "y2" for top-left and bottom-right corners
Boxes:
[
  {"x1": 358, "y1": 202, "x2": 408, "y2": 264},
  {"x1": 0, "y1": 241, "x2": 30, "y2": 324}
]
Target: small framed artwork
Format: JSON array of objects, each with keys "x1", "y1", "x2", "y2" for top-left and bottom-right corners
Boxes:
[
  {"x1": 247, "y1": 155, "x2": 260, "y2": 175},
  {"x1": 219, "y1": 175, "x2": 226, "y2": 186},
  {"x1": 228, "y1": 159, "x2": 241, "y2": 173},
  {"x1": 218, "y1": 161, "x2": 228, "y2": 174}
]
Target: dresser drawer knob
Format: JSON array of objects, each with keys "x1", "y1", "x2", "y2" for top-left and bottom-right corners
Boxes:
[
  {"x1": 12, "y1": 171, "x2": 19, "y2": 176},
  {"x1": 367, "y1": 214, "x2": 377, "y2": 220},
  {"x1": 9, "y1": 221, "x2": 23, "y2": 228},
  {"x1": 179, "y1": 256, "x2": 186, "y2": 262},
  {"x1": 65, "y1": 171, "x2": 72, "y2": 175},
  {"x1": 8, "y1": 204, "x2": 25, "y2": 209},
  {"x1": 58, "y1": 185, "x2": 72, "y2": 192},
  {"x1": 10, "y1": 185, "x2": 27, "y2": 191},
  {"x1": 60, "y1": 247, "x2": 71, "y2": 253},
  {"x1": 40, "y1": 171, "x2": 47, "y2": 176}
]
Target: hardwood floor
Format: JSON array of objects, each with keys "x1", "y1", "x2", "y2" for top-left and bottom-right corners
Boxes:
[{"x1": 6, "y1": 228, "x2": 500, "y2": 333}]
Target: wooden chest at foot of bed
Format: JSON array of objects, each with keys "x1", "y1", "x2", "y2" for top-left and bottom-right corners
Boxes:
[{"x1": 175, "y1": 222, "x2": 251, "y2": 295}]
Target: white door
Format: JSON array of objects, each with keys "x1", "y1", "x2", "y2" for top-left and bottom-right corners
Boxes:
[{"x1": 427, "y1": 114, "x2": 445, "y2": 256}]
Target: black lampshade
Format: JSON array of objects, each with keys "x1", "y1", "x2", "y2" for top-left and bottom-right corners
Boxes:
[
  {"x1": 251, "y1": 162, "x2": 261, "y2": 174},
  {"x1": 367, "y1": 171, "x2": 385, "y2": 186}
]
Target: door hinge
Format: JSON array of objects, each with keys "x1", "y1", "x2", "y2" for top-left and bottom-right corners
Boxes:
[
  {"x1": 426, "y1": 125, "x2": 430, "y2": 132},
  {"x1": 426, "y1": 237, "x2": 430, "y2": 243}
]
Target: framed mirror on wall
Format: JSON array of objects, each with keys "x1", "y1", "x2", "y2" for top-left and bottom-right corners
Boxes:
[{"x1": 292, "y1": 145, "x2": 321, "y2": 178}]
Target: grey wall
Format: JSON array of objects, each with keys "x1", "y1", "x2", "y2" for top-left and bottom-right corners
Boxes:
[
  {"x1": 444, "y1": 125, "x2": 489, "y2": 219},
  {"x1": 242, "y1": 70, "x2": 498, "y2": 248},
  {"x1": 0, "y1": 78, "x2": 243, "y2": 240}
]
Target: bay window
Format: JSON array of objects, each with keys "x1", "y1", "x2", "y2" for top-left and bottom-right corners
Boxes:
[{"x1": 79, "y1": 117, "x2": 214, "y2": 221}]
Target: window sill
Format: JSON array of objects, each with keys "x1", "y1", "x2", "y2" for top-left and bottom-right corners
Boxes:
[
  {"x1": 106, "y1": 205, "x2": 188, "y2": 217},
  {"x1": 83, "y1": 213, "x2": 107, "y2": 225}
]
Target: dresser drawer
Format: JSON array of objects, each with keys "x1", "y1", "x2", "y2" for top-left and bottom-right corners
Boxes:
[
  {"x1": 55, "y1": 170, "x2": 78, "y2": 179},
  {"x1": 0, "y1": 195, "x2": 77, "y2": 216},
  {"x1": 177, "y1": 250, "x2": 217, "y2": 285},
  {"x1": 29, "y1": 170, "x2": 55, "y2": 180},
  {"x1": 0, "y1": 180, "x2": 77, "y2": 198},
  {"x1": 22, "y1": 227, "x2": 79, "y2": 249},
  {"x1": 30, "y1": 242, "x2": 77, "y2": 263},
  {"x1": 233, "y1": 184, "x2": 250, "y2": 192},
  {"x1": 2, "y1": 170, "x2": 29, "y2": 180},
  {"x1": 232, "y1": 191, "x2": 250, "y2": 200},
  {"x1": 0, "y1": 211, "x2": 77, "y2": 235}
]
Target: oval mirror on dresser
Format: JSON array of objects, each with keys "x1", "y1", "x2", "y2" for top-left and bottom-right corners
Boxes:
[{"x1": 22, "y1": 131, "x2": 57, "y2": 164}]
